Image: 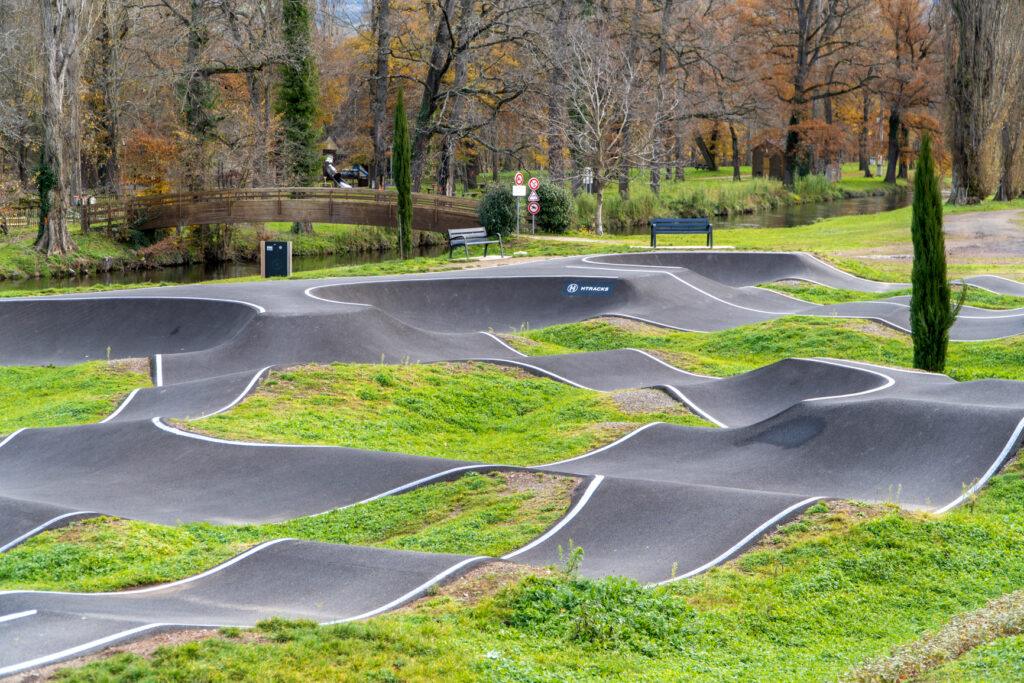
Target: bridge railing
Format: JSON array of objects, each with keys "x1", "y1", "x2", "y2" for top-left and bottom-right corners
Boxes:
[{"x1": 79, "y1": 187, "x2": 479, "y2": 234}]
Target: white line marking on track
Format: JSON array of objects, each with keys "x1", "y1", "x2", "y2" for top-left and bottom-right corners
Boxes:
[
  {"x1": 658, "y1": 386, "x2": 728, "y2": 427},
  {"x1": 799, "y1": 358, "x2": 896, "y2": 401},
  {"x1": 935, "y1": 416, "x2": 1024, "y2": 514},
  {"x1": 0, "y1": 428, "x2": 25, "y2": 450},
  {"x1": 542, "y1": 422, "x2": 663, "y2": 467},
  {"x1": 625, "y1": 348, "x2": 718, "y2": 378},
  {"x1": 0, "y1": 609, "x2": 36, "y2": 624},
  {"x1": 0, "y1": 539, "x2": 293, "y2": 598},
  {"x1": 0, "y1": 623, "x2": 168, "y2": 677},
  {"x1": 478, "y1": 331, "x2": 528, "y2": 357},
  {"x1": 328, "y1": 556, "x2": 488, "y2": 623},
  {"x1": 99, "y1": 389, "x2": 141, "y2": 423},
  {"x1": 0, "y1": 294, "x2": 267, "y2": 314},
  {"x1": 198, "y1": 367, "x2": 272, "y2": 418},
  {"x1": 654, "y1": 496, "x2": 825, "y2": 584},
  {"x1": 153, "y1": 354, "x2": 163, "y2": 387},
  {"x1": 503, "y1": 475, "x2": 605, "y2": 559},
  {"x1": 0, "y1": 512, "x2": 97, "y2": 553},
  {"x1": 150, "y1": 418, "x2": 326, "y2": 448}
]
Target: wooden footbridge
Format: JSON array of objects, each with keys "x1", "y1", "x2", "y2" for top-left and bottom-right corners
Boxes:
[{"x1": 77, "y1": 188, "x2": 480, "y2": 234}]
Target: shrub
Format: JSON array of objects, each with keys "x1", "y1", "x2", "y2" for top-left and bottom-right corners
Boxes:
[
  {"x1": 494, "y1": 575, "x2": 694, "y2": 655},
  {"x1": 478, "y1": 185, "x2": 517, "y2": 237},
  {"x1": 612, "y1": 192, "x2": 660, "y2": 232},
  {"x1": 534, "y1": 183, "x2": 575, "y2": 234},
  {"x1": 574, "y1": 192, "x2": 596, "y2": 229}
]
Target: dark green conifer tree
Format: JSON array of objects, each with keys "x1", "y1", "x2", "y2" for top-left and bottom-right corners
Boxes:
[{"x1": 910, "y1": 134, "x2": 962, "y2": 371}]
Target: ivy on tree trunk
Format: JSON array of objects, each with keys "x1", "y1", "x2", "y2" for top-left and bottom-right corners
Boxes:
[{"x1": 393, "y1": 90, "x2": 413, "y2": 258}]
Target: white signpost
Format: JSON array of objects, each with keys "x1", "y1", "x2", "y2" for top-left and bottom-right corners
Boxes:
[{"x1": 512, "y1": 172, "x2": 526, "y2": 234}]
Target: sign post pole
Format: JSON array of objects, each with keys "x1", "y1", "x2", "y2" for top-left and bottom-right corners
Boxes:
[
  {"x1": 512, "y1": 171, "x2": 526, "y2": 235},
  {"x1": 527, "y1": 177, "x2": 541, "y2": 235}
]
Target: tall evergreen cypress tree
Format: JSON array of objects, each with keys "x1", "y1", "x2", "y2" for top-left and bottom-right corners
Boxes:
[
  {"x1": 277, "y1": 0, "x2": 321, "y2": 190},
  {"x1": 393, "y1": 90, "x2": 413, "y2": 258},
  {"x1": 910, "y1": 135, "x2": 961, "y2": 371}
]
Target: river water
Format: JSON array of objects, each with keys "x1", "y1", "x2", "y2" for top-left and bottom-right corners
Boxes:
[{"x1": 0, "y1": 192, "x2": 909, "y2": 293}]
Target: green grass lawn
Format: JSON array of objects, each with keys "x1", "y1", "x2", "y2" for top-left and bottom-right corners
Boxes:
[
  {"x1": 0, "y1": 470, "x2": 576, "y2": 593},
  {"x1": 53, "y1": 461, "x2": 1024, "y2": 682},
  {"x1": 509, "y1": 316, "x2": 1024, "y2": 382},
  {"x1": 761, "y1": 281, "x2": 1024, "y2": 309},
  {"x1": 182, "y1": 362, "x2": 710, "y2": 465},
  {"x1": 0, "y1": 361, "x2": 150, "y2": 434}
]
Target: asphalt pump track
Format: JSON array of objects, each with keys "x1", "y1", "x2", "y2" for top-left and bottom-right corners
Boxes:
[{"x1": 1, "y1": 251, "x2": 1023, "y2": 674}]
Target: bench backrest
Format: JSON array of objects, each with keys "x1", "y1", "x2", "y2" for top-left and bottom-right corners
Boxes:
[
  {"x1": 448, "y1": 227, "x2": 489, "y2": 241},
  {"x1": 650, "y1": 218, "x2": 711, "y2": 233}
]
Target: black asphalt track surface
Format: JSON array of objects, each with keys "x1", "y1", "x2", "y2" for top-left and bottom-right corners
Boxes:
[
  {"x1": 0, "y1": 541, "x2": 486, "y2": 676},
  {"x1": 2, "y1": 250, "x2": 1024, "y2": 673}
]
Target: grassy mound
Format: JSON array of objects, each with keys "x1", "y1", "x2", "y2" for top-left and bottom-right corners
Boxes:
[
  {"x1": 0, "y1": 471, "x2": 576, "y2": 593},
  {"x1": 0, "y1": 360, "x2": 149, "y2": 434},
  {"x1": 182, "y1": 362, "x2": 710, "y2": 465}
]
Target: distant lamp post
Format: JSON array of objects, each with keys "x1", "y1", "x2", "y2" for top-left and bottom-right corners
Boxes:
[{"x1": 583, "y1": 166, "x2": 594, "y2": 193}]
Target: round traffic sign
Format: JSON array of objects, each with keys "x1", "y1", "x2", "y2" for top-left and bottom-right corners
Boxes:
[
  {"x1": 514, "y1": 172, "x2": 525, "y2": 186},
  {"x1": 528, "y1": 201, "x2": 540, "y2": 215},
  {"x1": 528, "y1": 177, "x2": 540, "y2": 191}
]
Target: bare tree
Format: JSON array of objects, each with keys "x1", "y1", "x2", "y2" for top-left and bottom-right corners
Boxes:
[
  {"x1": 557, "y1": 11, "x2": 655, "y2": 234},
  {"x1": 369, "y1": 0, "x2": 390, "y2": 189},
  {"x1": 37, "y1": 0, "x2": 92, "y2": 255},
  {"x1": 752, "y1": 0, "x2": 873, "y2": 186},
  {"x1": 944, "y1": 0, "x2": 1022, "y2": 204}
]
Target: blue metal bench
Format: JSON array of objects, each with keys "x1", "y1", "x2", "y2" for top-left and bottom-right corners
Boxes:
[{"x1": 650, "y1": 218, "x2": 713, "y2": 248}]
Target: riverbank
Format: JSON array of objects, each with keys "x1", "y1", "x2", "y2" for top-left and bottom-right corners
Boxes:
[{"x1": 0, "y1": 221, "x2": 445, "y2": 283}]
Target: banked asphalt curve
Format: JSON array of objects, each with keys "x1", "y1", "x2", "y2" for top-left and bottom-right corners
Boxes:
[{"x1": 1, "y1": 251, "x2": 1024, "y2": 674}]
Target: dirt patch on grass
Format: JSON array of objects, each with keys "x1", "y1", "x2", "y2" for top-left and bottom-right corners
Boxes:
[
  {"x1": 12, "y1": 627, "x2": 224, "y2": 681},
  {"x1": 414, "y1": 561, "x2": 553, "y2": 608},
  {"x1": 107, "y1": 357, "x2": 150, "y2": 376},
  {"x1": 609, "y1": 388, "x2": 689, "y2": 415},
  {"x1": 596, "y1": 316, "x2": 673, "y2": 335},
  {"x1": 843, "y1": 318, "x2": 906, "y2": 339},
  {"x1": 501, "y1": 470, "x2": 578, "y2": 495}
]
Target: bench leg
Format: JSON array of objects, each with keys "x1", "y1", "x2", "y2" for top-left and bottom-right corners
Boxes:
[
  {"x1": 484, "y1": 243, "x2": 489, "y2": 257},
  {"x1": 708, "y1": 230, "x2": 713, "y2": 249},
  {"x1": 651, "y1": 233, "x2": 656, "y2": 248}
]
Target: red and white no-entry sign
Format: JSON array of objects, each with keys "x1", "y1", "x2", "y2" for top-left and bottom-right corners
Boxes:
[
  {"x1": 514, "y1": 172, "x2": 525, "y2": 186},
  {"x1": 528, "y1": 177, "x2": 540, "y2": 191},
  {"x1": 527, "y1": 201, "x2": 541, "y2": 215}
]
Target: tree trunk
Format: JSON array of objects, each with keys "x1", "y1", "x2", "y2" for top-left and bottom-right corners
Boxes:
[
  {"x1": 996, "y1": 121, "x2": 1023, "y2": 201},
  {"x1": 546, "y1": 0, "x2": 571, "y2": 184},
  {"x1": 616, "y1": 0, "x2": 642, "y2": 200},
  {"x1": 181, "y1": 0, "x2": 213, "y2": 192},
  {"x1": 437, "y1": 0, "x2": 472, "y2": 197},
  {"x1": 673, "y1": 120, "x2": 685, "y2": 180},
  {"x1": 410, "y1": 0, "x2": 457, "y2": 192},
  {"x1": 369, "y1": 0, "x2": 390, "y2": 189},
  {"x1": 650, "y1": 0, "x2": 673, "y2": 195},
  {"x1": 729, "y1": 123, "x2": 741, "y2": 181},
  {"x1": 37, "y1": 0, "x2": 87, "y2": 256},
  {"x1": 898, "y1": 125, "x2": 909, "y2": 180},
  {"x1": 885, "y1": 108, "x2": 900, "y2": 184},
  {"x1": 694, "y1": 133, "x2": 717, "y2": 171},
  {"x1": 859, "y1": 92, "x2": 872, "y2": 177},
  {"x1": 593, "y1": 176, "x2": 605, "y2": 235},
  {"x1": 783, "y1": 112, "x2": 800, "y2": 187}
]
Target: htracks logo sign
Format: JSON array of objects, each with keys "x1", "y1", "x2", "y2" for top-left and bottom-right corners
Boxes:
[{"x1": 563, "y1": 280, "x2": 614, "y2": 297}]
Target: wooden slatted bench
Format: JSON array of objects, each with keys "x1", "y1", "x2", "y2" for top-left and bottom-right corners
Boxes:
[
  {"x1": 650, "y1": 217, "x2": 713, "y2": 248},
  {"x1": 447, "y1": 227, "x2": 504, "y2": 259}
]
